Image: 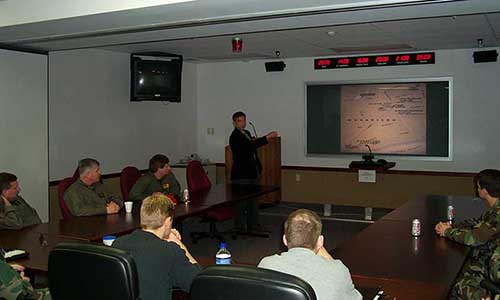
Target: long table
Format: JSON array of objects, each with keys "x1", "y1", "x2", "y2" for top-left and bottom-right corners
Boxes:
[
  {"x1": 334, "y1": 194, "x2": 488, "y2": 300},
  {"x1": 0, "y1": 184, "x2": 279, "y2": 272}
]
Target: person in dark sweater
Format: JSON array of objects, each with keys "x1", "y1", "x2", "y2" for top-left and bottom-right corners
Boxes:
[
  {"x1": 229, "y1": 111, "x2": 278, "y2": 231},
  {"x1": 113, "y1": 194, "x2": 201, "y2": 300}
]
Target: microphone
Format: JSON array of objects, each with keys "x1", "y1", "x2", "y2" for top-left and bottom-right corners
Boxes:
[
  {"x1": 249, "y1": 121, "x2": 258, "y2": 137},
  {"x1": 362, "y1": 144, "x2": 374, "y2": 163},
  {"x1": 365, "y1": 144, "x2": 372, "y2": 156}
]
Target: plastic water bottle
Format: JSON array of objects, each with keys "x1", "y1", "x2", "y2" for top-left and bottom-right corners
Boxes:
[{"x1": 215, "y1": 242, "x2": 231, "y2": 265}]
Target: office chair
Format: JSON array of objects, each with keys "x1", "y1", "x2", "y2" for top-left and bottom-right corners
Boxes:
[
  {"x1": 57, "y1": 177, "x2": 76, "y2": 220},
  {"x1": 48, "y1": 241, "x2": 139, "y2": 300},
  {"x1": 190, "y1": 265, "x2": 316, "y2": 300},
  {"x1": 187, "y1": 160, "x2": 234, "y2": 244},
  {"x1": 120, "y1": 166, "x2": 142, "y2": 201}
]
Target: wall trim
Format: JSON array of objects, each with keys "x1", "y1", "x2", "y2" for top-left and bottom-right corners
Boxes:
[
  {"x1": 50, "y1": 163, "x2": 475, "y2": 186},
  {"x1": 0, "y1": 43, "x2": 48, "y2": 55},
  {"x1": 215, "y1": 163, "x2": 476, "y2": 177},
  {"x1": 49, "y1": 169, "x2": 148, "y2": 186}
]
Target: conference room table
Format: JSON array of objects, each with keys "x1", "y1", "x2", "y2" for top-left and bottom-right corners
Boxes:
[
  {"x1": 0, "y1": 184, "x2": 279, "y2": 273},
  {"x1": 334, "y1": 194, "x2": 489, "y2": 300}
]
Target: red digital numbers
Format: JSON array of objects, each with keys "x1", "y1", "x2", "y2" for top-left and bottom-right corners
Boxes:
[
  {"x1": 316, "y1": 59, "x2": 331, "y2": 67},
  {"x1": 416, "y1": 53, "x2": 433, "y2": 61},
  {"x1": 357, "y1": 57, "x2": 369, "y2": 64},
  {"x1": 395, "y1": 55, "x2": 410, "y2": 62},
  {"x1": 314, "y1": 52, "x2": 434, "y2": 69},
  {"x1": 337, "y1": 58, "x2": 350, "y2": 65},
  {"x1": 375, "y1": 56, "x2": 389, "y2": 63}
]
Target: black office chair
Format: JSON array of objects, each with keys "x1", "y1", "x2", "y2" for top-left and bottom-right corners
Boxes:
[
  {"x1": 48, "y1": 241, "x2": 140, "y2": 300},
  {"x1": 190, "y1": 265, "x2": 317, "y2": 300}
]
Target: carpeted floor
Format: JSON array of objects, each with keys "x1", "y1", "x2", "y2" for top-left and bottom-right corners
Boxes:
[{"x1": 180, "y1": 202, "x2": 392, "y2": 265}]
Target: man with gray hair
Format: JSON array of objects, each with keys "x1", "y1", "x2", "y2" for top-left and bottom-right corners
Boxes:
[
  {"x1": 64, "y1": 158, "x2": 123, "y2": 216},
  {"x1": 258, "y1": 209, "x2": 362, "y2": 300}
]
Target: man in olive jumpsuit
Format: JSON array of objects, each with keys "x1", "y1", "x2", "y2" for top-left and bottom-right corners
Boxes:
[
  {"x1": 0, "y1": 173, "x2": 41, "y2": 230},
  {"x1": 64, "y1": 158, "x2": 123, "y2": 216},
  {"x1": 128, "y1": 154, "x2": 181, "y2": 202}
]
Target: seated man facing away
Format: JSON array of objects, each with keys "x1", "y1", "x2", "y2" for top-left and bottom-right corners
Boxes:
[
  {"x1": 113, "y1": 194, "x2": 201, "y2": 300},
  {"x1": 435, "y1": 169, "x2": 500, "y2": 300},
  {"x1": 258, "y1": 209, "x2": 362, "y2": 300},
  {"x1": 0, "y1": 172, "x2": 41, "y2": 230},
  {"x1": 128, "y1": 154, "x2": 181, "y2": 202},
  {"x1": 64, "y1": 158, "x2": 123, "y2": 216},
  {"x1": 485, "y1": 245, "x2": 500, "y2": 300},
  {"x1": 0, "y1": 260, "x2": 51, "y2": 300}
]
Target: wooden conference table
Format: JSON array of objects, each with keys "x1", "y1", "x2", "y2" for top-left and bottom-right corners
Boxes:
[
  {"x1": 0, "y1": 184, "x2": 279, "y2": 273},
  {"x1": 334, "y1": 195, "x2": 488, "y2": 300}
]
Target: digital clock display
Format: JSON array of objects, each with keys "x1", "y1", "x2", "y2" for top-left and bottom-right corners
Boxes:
[{"x1": 314, "y1": 52, "x2": 435, "y2": 69}]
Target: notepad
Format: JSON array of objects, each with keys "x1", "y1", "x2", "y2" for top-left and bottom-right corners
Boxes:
[{"x1": 4, "y1": 249, "x2": 29, "y2": 261}]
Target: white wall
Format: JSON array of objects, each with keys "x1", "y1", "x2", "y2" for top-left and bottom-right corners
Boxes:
[
  {"x1": 0, "y1": 49, "x2": 49, "y2": 221},
  {"x1": 196, "y1": 47, "x2": 500, "y2": 172},
  {"x1": 49, "y1": 49, "x2": 197, "y2": 180}
]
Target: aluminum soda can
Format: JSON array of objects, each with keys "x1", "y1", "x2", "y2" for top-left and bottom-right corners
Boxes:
[
  {"x1": 411, "y1": 219, "x2": 421, "y2": 237},
  {"x1": 183, "y1": 188, "x2": 190, "y2": 203},
  {"x1": 447, "y1": 205, "x2": 455, "y2": 222}
]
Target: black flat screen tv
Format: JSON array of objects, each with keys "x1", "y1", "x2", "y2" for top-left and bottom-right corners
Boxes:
[{"x1": 130, "y1": 53, "x2": 182, "y2": 102}]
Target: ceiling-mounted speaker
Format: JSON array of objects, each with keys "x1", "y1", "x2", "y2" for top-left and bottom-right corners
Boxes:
[
  {"x1": 265, "y1": 61, "x2": 286, "y2": 72},
  {"x1": 473, "y1": 50, "x2": 498, "y2": 63}
]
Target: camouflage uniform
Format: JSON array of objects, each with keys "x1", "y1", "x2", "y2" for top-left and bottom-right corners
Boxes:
[
  {"x1": 128, "y1": 171, "x2": 181, "y2": 202},
  {"x1": 487, "y1": 246, "x2": 500, "y2": 300},
  {"x1": 0, "y1": 259, "x2": 51, "y2": 300},
  {"x1": 64, "y1": 179, "x2": 123, "y2": 216},
  {"x1": 444, "y1": 200, "x2": 500, "y2": 300},
  {"x1": 0, "y1": 196, "x2": 41, "y2": 230}
]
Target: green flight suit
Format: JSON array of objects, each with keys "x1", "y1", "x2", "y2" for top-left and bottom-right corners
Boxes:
[
  {"x1": 0, "y1": 259, "x2": 51, "y2": 300},
  {"x1": 0, "y1": 196, "x2": 41, "y2": 230},
  {"x1": 444, "y1": 200, "x2": 500, "y2": 300},
  {"x1": 64, "y1": 179, "x2": 123, "y2": 217},
  {"x1": 128, "y1": 171, "x2": 181, "y2": 202}
]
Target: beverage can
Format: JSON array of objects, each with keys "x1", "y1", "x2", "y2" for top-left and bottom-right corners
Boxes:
[
  {"x1": 447, "y1": 205, "x2": 455, "y2": 222},
  {"x1": 411, "y1": 219, "x2": 421, "y2": 237}
]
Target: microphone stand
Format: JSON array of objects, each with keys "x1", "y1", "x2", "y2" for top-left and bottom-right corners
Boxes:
[{"x1": 249, "y1": 121, "x2": 258, "y2": 138}]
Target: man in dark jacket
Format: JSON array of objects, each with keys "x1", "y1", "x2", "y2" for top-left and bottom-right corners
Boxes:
[{"x1": 229, "y1": 111, "x2": 277, "y2": 231}]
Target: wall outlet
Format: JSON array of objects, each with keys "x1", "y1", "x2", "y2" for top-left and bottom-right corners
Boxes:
[{"x1": 295, "y1": 174, "x2": 301, "y2": 182}]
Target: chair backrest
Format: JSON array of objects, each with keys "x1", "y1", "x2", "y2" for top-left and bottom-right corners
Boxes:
[
  {"x1": 57, "y1": 177, "x2": 76, "y2": 220},
  {"x1": 48, "y1": 241, "x2": 139, "y2": 300},
  {"x1": 187, "y1": 160, "x2": 212, "y2": 193},
  {"x1": 120, "y1": 166, "x2": 142, "y2": 201},
  {"x1": 190, "y1": 265, "x2": 316, "y2": 300}
]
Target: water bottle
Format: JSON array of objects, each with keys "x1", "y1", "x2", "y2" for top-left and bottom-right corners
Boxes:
[{"x1": 215, "y1": 242, "x2": 231, "y2": 265}]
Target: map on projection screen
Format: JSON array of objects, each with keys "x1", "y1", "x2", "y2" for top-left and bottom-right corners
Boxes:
[{"x1": 340, "y1": 83, "x2": 427, "y2": 155}]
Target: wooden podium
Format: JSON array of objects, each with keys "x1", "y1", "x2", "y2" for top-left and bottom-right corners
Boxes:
[{"x1": 225, "y1": 137, "x2": 281, "y2": 204}]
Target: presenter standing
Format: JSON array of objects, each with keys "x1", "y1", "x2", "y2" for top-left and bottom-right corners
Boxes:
[{"x1": 229, "y1": 111, "x2": 278, "y2": 232}]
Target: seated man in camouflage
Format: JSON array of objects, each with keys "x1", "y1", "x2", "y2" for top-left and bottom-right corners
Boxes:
[
  {"x1": 485, "y1": 245, "x2": 500, "y2": 300},
  {"x1": 0, "y1": 260, "x2": 50, "y2": 300},
  {"x1": 128, "y1": 154, "x2": 181, "y2": 202},
  {"x1": 435, "y1": 169, "x2": 500, "y2": 300},
  {"x1": 0, "y1": 172, "x2": 41, "y2": 230},
  {"x1": 64, "y1": 158, "x2": 123, "y2": 216}
]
